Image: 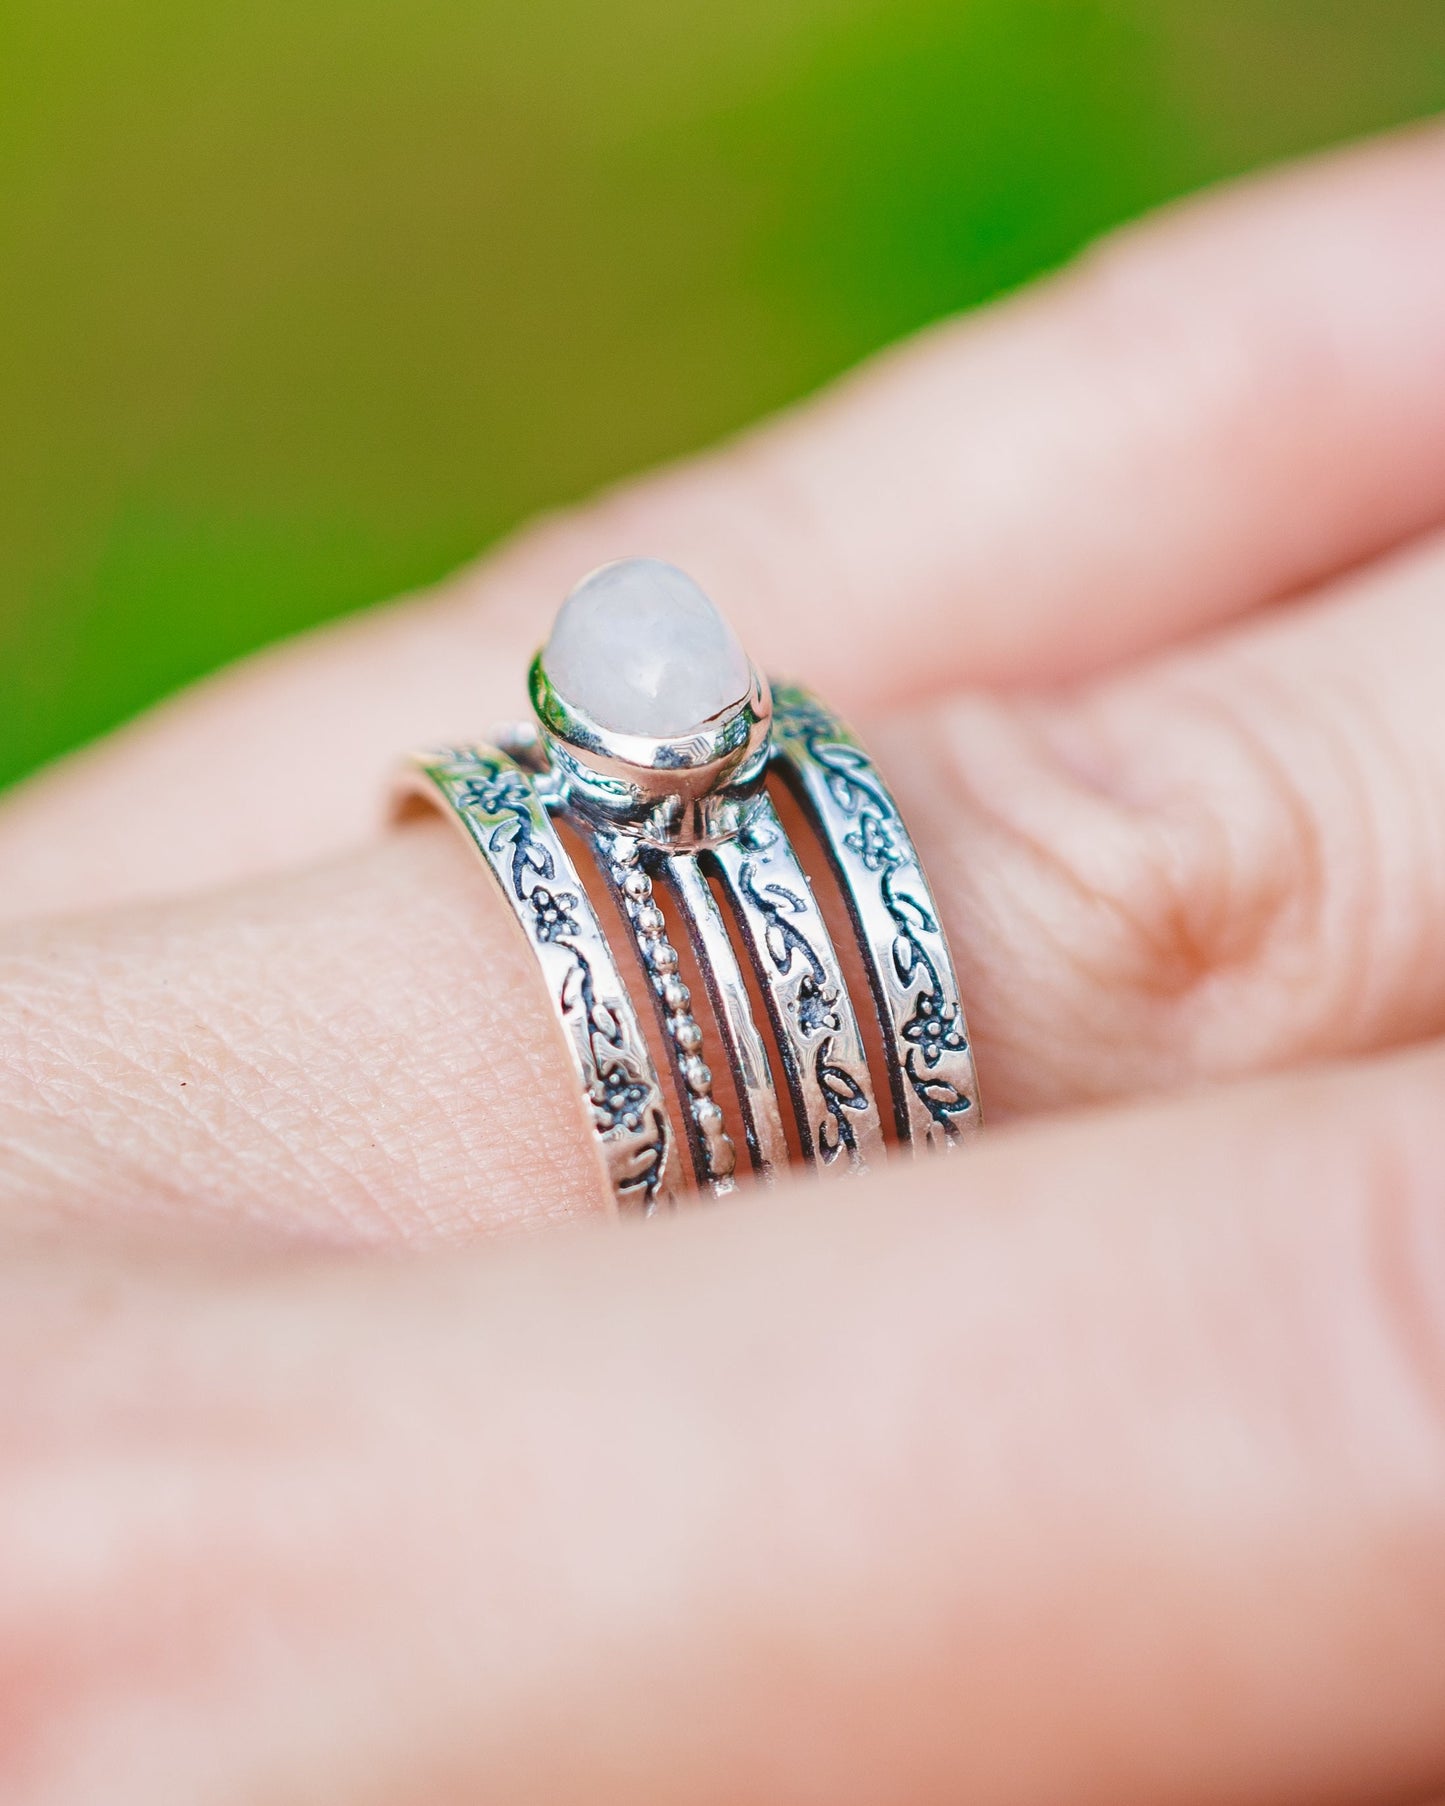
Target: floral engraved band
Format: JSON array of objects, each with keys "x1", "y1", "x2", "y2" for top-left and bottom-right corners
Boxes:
[
  {"x1": 395, "y1": 745, "x2": 677, "y2": 1211},
  {"x1": 395, "y1": 557, "x2": 980, "y2": 1213}
]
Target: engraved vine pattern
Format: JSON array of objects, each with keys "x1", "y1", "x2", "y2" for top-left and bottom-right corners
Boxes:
[
  {"x1": 434, "y1": 747, "x2": 670, "y2": 1204},
  {"x1": 771, "y1": 690, "x2": 976, "y2": 1139},
  {"x1": 735, "y1": 811, "x2": 869, "y2": 1167}
]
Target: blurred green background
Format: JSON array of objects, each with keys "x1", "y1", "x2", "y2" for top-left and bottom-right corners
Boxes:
[{"x1": 3, "y1": 0, "x2": 1444, "y2": 790}]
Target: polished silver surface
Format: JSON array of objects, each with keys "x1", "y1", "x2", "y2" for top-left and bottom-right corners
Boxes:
[
  {"x1": 709, "y1": 796, "x2": 884, "y2": 1174},
  {"x1": 771, "y1": 685, "x2": 981, "y2": 1149},
  {"x1": 530, "y1": 654, "x2": 773, "y2": 850},
  {"x1": 596, "y1": 831, "x2": 738, "y2": 1199},
  {"x1": 663, "y1": 849, "x2": 789, "y2": 1183},
  {"x1": 395, "y1": 745, "x2": 677, "y2": 1213}
]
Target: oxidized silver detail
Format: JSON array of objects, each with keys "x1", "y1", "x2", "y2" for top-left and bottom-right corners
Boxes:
[
  {"x1": 709, "y1": 796, "x2": 884, "y2": 1173},
  {"x1": 663, "y1": 851, "x2": 789, "y2": 1182},
  {"x1": 771, "y1": 685, "x2": 981, "y2": 1148},
  {"x1": 395, "y1": 745, "x2": 676, "y2": 1212},
  {"x1": 601, "y1": 833, "x2": 738, "y2": 1197}
]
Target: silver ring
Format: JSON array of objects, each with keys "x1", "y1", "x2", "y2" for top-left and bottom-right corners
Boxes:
[{"x1": 394, "y1": 556, "x2": 980, "y2": 1211}]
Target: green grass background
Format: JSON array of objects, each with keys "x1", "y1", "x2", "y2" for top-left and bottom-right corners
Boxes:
[{"x1": 3, "y1": 0, "x2": 1444, "y2": 789}]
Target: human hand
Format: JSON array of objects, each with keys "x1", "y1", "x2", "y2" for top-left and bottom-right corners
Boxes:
[{"x1": 4, "y1": 122, "x2": 1445, "y2": 1804}]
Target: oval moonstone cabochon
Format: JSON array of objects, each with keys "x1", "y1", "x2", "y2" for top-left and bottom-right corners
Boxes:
[{"x1": 543, "y1": 557, "x2": 752, "y2": 739}]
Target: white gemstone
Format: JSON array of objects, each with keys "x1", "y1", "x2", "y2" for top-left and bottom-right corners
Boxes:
[{"x1": 543, "y1": 557, "x2": 751, "y2": 738}]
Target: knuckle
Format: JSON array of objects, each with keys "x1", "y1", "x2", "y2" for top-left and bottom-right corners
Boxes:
[
  {"x1": 897, "y1": 675, "x2": 1368, "y2": 1106},
  {"x1": 1139, "y1": 671, "x2": 1332, "y2": 994},
  {"x1": 1050, "y1": 666, "x2": 1391, "y2": 1048},
  {"x1": 896, "y1": 693, "x2": 1218, "y2": 1109},
  {"x1": 1136, "y1": 650, "x2": 1444, "y2": 1061}
]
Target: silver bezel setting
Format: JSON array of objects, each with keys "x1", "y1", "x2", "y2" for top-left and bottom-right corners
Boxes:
[{"x1": 528, "y1": 652, "x2": 773, "y2": 851}]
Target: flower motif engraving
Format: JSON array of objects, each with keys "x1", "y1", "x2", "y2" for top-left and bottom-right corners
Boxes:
[
  {"x1": 843, "y1": 809, "x2": 902, "y2": 872},
  {"x1": 530, "y1": 884, "x2": 582, "y2": 943},
  {"x1": 589, "y1": 1063, "x2": 653, "y2": 1135},
  {"x1": 456, "y1": 768, "x2": 534, "y2": 818},
  {"x1": 791, "y1": 973, "x2": 841, "y2": 1038},
  {"x1": 901, "y1": 990, "x2": 967, "y2": 1069}
]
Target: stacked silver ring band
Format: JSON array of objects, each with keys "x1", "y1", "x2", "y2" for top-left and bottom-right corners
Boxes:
[{"x1": 396, "y1": 558, "x2": 980, "y2": 1212}]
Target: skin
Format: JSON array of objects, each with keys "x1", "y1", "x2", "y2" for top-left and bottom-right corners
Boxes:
[{"x1": 2, "y1": 117, "x2": 1445, "y2": 1805}]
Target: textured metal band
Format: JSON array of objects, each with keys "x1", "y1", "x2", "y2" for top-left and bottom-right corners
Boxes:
[
  {"x1": 662, "y1": 849, "x2": 789, "y2": 1183},
  {"x1": 594, "y1": 832, "x2": 738, "y2": 1199},
  {"x1": 397, "y1": 745, "x2": 677, "y2": 1212},
  {"x1": 770, "y1": 685, "x2": 981, "y2": 1150},
  {"x1": 709, "y1": 795, "x2": 884, "y2": 1174}
]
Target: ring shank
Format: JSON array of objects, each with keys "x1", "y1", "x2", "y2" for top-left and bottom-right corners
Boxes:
[
  {"x1": 395, "y1": 746, "x2": 679, "y2": 1213},
  {"x1": 770, "y1": 686, "x2": 981, "y2": 1151}
]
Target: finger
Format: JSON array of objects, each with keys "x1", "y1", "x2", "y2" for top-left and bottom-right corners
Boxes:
[
  {"x1": 8, "y1": 1043, "x2": 1445, "y2": 1805},
  {"x1": 10, "y1": 121, "x2": 1445, "y2": 919},
  {"x1": 889, "y1": 523, "x2": 1445, "y2": 1115},
  {"x1": 10, "y1": 528, "x2": 1445, "y2": 1243},
  {"x1": 0, "y1": 822, "x2": 603, "y2": 1247}
]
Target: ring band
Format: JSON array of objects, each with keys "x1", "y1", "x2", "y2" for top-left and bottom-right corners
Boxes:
[
  {"x1": 771, "y1": 685, "x2": 981, "y2": 1151},
  {"x1": 394, "y1": 558, "x2": 980, "y2": 1212},
  {"x1": 664, "y1": 848, "x2": 791, "y2": 1182},
  {"x1": 710, "y1": 796, "x2": 884, "y2": 1173},
  {"x1": 597, "y1": 831, "x2": 739, "y2": 1198},
  {"x1": 395, "y1": 743, "x2": 678, "y2": 1211}
]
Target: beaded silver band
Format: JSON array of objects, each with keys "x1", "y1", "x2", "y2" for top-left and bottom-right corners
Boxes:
[
  {"x1": 664, "y1": 850, "x2": 790, "y2": 1182},
  {"x1": 393, "y1": 558, "x2": 980, "y2": 1211},
  {"x1": 598, "y1": 832, "x2": 738, "y2": 1198}
]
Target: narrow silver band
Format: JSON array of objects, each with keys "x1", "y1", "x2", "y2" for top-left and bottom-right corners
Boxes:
[
  {"x1": 709, "y1": 795, "x2": 884, "y2": 1175},
  {"x1": 595, "y1": 832, "x2": 738, "y2": 1199},
  {"x1": 396, "y1": 745, "x2": 677, "y2": 1213},
  {"x1": 663, "y1": 848, "x2": 790, "y2": 1182},
  {"x1": 771, "y1": 686, "x2": 980, "y2": 1151}
]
